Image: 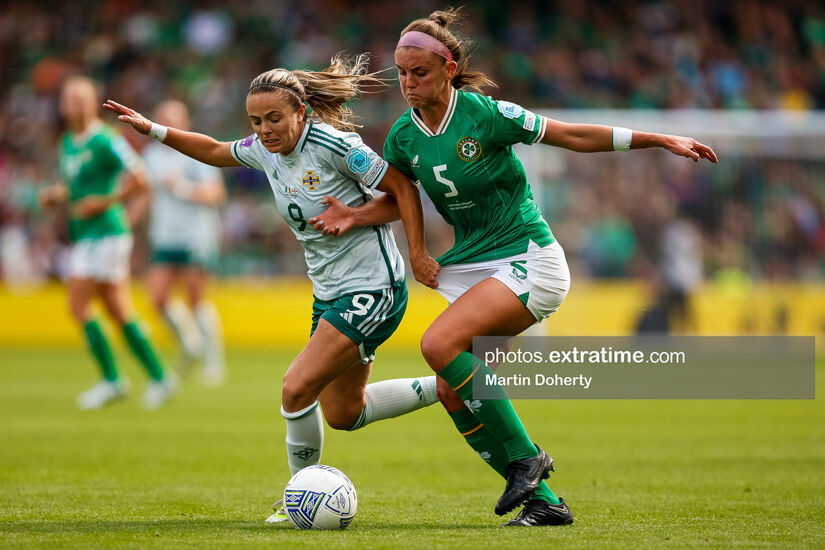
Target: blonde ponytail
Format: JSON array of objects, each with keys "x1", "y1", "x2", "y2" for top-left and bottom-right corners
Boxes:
[{"x1": 248, "y1": 53, "x2": 387, "y2": 131}]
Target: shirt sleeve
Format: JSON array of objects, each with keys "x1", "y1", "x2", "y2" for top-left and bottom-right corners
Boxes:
[
  {"x1": 99, "y1": 133, "x2": 143, "y2": 173},
  {"x1": 230, "y1": 134, "x2": 265, "y2": 171},
  {"x1": 487, "y1": 98, "x2": 547, "y2": 147},
  {"x1": 382, "y1": 133, "x2": 416, "y2": 181},
  {"x1": 329, "y1": 132, "x2": 389, "y2": 190}
]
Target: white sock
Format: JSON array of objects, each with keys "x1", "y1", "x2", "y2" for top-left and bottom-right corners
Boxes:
[
  {"x1": 162, "y1": 298, "x2": 202, "y2": 358},
  {"x1": 281, "y1": 400, "x2": 324, "y2": 475},
  {"x1": 194, "y1": 300, "x2": 225, "y2": 371},
  {"x1": 349, "y1": 375, "x2": 437, "y2": 431}
]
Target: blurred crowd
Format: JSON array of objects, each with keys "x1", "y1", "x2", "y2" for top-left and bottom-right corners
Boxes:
[{"x1": 1, "y1": 0, "x2": 825, "y2": 286}]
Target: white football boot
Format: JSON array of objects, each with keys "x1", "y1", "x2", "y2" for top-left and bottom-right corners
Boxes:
[
  {"x1": 77, "y1": 379, "x2": 128, "y2": 410},
  {"x1": 143, "y1": 374, "x2": 178, "y2": 410},
  {"x1": 265, "y1": 499, "x2": 289, "y2": 523}
]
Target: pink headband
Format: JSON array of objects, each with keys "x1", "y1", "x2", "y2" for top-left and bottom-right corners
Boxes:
[{"x1": 396, "y1": 31, "x2": 454, "y2": 63}]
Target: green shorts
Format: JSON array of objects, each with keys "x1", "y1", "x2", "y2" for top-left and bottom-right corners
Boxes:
[
  {"x1": 151, "y1": 247, "x2": 216, "y2": 270},
  {"x1": 311, "y1": 283, "x2": 408, "y2": 363}
]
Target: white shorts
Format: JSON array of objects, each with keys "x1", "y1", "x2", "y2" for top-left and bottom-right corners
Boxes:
[
  {"x1": 435, "y1": 241, "x2": 571, "y2": 322},
  {"x1": 69, "y1": 235, "x2": 133, "y2": 283}
]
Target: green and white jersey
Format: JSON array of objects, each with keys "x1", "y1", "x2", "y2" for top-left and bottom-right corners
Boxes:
[
  {"x1": 143, "y1": 143, "x2": 222, "y2": 255},
  {"x1": 231, "y1": 121, "x2": 404, "y2": 300},
  {"x1": 58, "y1": 121, "x2": 142, "y2": 242},
  {"x1": 384, "y1": 87, "x2": 555, "y2": 266}
]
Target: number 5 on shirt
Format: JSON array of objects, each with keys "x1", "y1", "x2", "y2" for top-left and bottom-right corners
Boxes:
[{"x1": 434, "y1": 164, "x2": 458, "y2": 198}]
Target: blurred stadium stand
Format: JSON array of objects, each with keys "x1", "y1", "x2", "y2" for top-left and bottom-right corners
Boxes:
[{"x1": 1, "y1": 0, "x2": 824, "y2": 292}]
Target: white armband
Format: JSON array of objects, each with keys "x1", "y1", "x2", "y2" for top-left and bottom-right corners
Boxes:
[
  {"x1": 149, "y1": 123, "x2": 168, "y2": 142},
  {"x1": 612, "y1": 127, "x2": 633, "y2": 151}
]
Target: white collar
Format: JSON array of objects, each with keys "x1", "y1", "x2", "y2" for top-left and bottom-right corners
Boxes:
[{"x1": 410, "y1": 87, "x2": 458, "y2": 137}]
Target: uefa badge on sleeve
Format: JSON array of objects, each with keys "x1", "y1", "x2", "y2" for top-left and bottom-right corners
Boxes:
[{"x1": 346, "y1": 148, "x2": 371, "y2": 175}]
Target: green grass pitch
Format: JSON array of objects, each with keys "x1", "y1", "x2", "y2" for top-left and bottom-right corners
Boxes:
[{"x1": 0, "y1": 348, "x2": 823, "y2": 549}]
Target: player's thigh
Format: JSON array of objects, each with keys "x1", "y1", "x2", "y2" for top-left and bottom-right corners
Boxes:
[
  {"x1": 98, "y1": 279, "x2": 136, "y2": 325},
  {"x1": 421, "y1": 277, "x2": 536, "y2": 371},
  {"x1": 282, "y1": 319, "x2": 363, "y2": 412},
  {"x1": 318, "y1": 360, "x2": 372, "y2": 430},
  {"x1": 67, "y1": 277, "x2": 99, "y2": 322},
  {"x1": 146, "y1": 265, "x2": 176, "y2": 308}
]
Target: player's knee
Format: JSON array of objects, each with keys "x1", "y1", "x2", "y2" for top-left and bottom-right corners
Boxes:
[
  {"x1": 420, "y1": 329, "x2": 450, "y2": 370},
  {"x1": 437, "y1": 384, "x2": 465, "y2": 412},
  {"x1": 324, "y1": 406, "x2": 362, "y2": 431},
  {"x1": 150, "y1": 293, "x2": 167, "y2": 311},
  {"x1": 281, "y1": 372, "x2": 319, "y2": 412}
]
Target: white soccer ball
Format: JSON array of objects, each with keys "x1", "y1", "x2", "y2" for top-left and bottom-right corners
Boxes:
[{"x1": 283, "y1": 465, "x2": 357, "y2": 530}]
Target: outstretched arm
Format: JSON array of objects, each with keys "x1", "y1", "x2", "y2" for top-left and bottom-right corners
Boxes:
[
  {"x1": 541, "y1": 119, "x2": 718, "y2": 163},
  {"x1": 103, "y1": 100, "x2": 240, "y2": 168}
]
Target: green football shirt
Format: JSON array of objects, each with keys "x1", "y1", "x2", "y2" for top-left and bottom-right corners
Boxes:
[
  {"x1": 58, "y1": 121, "x2": 141, "y2": 242},
  {"x1": 384, "y1": 87, "x2": 555, "y2": 266}
]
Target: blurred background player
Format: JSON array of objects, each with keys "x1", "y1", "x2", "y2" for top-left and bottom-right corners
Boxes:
[
  {"x1": 143, "y1": 99, "x2": 227, "y2": 386},
  {"x1": 38, "y1": 76, "x2": 175, "y2": 410}
]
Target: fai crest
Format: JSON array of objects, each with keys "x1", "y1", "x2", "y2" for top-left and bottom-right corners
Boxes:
[
  {"x1": 457, "y1": 137, "x2": 482, "y2": 162},
  {"x1": 302, "y1": 170, "x2": 320, "y2": 190}
]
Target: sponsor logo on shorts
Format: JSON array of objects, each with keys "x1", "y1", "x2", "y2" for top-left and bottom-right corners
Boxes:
[
  {"x1": 456, "y1": 137, "x2": 482, "y2": 162},
  {"x1": 510, "y1": 260, "x2": 528, "y2": 280}
]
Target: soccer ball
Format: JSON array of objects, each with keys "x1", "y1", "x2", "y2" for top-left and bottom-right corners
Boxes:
[{"x1": 283, "y1": 465, "x2": 357, "y2": 530}]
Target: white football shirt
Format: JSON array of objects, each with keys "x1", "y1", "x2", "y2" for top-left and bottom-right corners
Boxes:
[{"x1": 231, "y1": 121, "x2": 404, "y2": 299}]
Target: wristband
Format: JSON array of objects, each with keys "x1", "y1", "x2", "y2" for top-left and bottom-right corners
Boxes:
[
  {"x1": 149, "y1": 122, "x2": 168, "y2": 142},
  {"x1": 612, "y1": 127, "x2": 633, "y2": 151}
]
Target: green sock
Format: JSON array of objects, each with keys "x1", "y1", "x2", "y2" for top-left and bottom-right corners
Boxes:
[
  {"x1": 449, "y1": 407, "x2": 560, "y2": 504},
  {"x1": 122, "y1": 321, "x2": 165, "y2": 381},
  {"x1": 83, "y1": 320, "x2": 118, "y2": 382},
  {"x1": 439, "y1": 352, "x2": 537, "y2": 462}
]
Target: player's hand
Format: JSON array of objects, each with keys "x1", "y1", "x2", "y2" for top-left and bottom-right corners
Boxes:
[
  {"x1": 661, "y1": 134, "x2": 718, "y2": 163},
  {"x1": 38, "y1": 184, "x2": 67, "y2": 208},
  {"x1": 309, "y1": 196, "x2": 354, "y2": 236},
  {"x1": 73, "y1": 195, "x2": 113, "y2": 219},
  {"x1": 103, "y1": 100, "x2": 152, "y2": 135},
  {"x1": 410, "y1": 252, "x2": 440, "y2": 289}
]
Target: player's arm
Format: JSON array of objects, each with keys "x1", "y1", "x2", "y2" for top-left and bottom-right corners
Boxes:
[
  {"x1": 73, "y1": 165, "x2": 150, "y2": 220},
  {"x1": 164, "y1": 175, "x2": 227, "y2": 206},
  {"x1": 309, "y1": 193, "x2": 400, "y2": 236},
  {"x1": 540, "y1": 120, "x2": 718, "y2": 162},
  {"x1": 38, "y1": 182, "x2": 68, "y2": 208},
  {"x1": 375, "y1": 167, "x2": 439, "y2": 288},
  {"x1": 103, "y1": 100, "x2": 240, "y2": 168}
]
